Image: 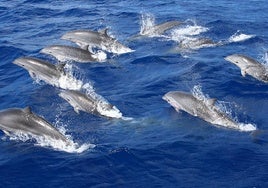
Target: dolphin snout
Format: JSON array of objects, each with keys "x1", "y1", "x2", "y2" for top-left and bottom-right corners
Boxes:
[
  {"x1": 13, "y1": 58, "x2": 26, "y2": 67},
  {"x1": 162, "y1": 94, "x2": 170, "y2": 102},
  {"x1": 224, "y1": 56, "x2": 231, "y2": 62}
]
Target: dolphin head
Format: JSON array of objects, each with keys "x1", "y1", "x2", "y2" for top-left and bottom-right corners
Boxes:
[
  {"x1": 224, "y1": 54, "x2": 250, "y2": 69},
  {"x1": 13, "y1": 57, "x2": 34, "y2": 70},
  {"x1": 40, "y1": 46, "x2": 59, "y2": 56},
  {"x1": 13, "y1": 57, "x2": 62, "y2": 83},
  {"x1": 40, "y1": 46, "x2": 67, "y2": 62},
  {"x1": 163, "y1": 91, "x2": 193, "y2": 112},
  {"x1": 13, "y1": 57, "x2": 49, "y2": 75}
]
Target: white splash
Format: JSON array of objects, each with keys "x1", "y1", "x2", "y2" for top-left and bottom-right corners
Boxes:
[
  {"x1": 191, "y1": 85, "x2": 208, "y2": 102},
  {"x1": 237, "y1": 123, "x2": 257, "y2": 132},
  {"x1": 92, "y1": 50, "x2": 107, "y2": 62},
  {"x1": 57, "y1": 74, "x2": 83, "y2": 90},
  {"x1": 101, "y1": 40, "x2": 134, "y2": 55},
  {"x1": 6, "y1": 131, "x2": 95, "y2": 153},
  {"x1": 140, "y1": 13, "x2": 156, "y2": 36},
  {"x1": 228, "y1": 30, "x2": 255, "y2": 43},
  {"x1": 170, "y1": 25, "x2": 209, "y2": 41}
]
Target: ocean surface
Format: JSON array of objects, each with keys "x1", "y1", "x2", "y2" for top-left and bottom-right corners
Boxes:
[{"x1": 1, "y1": 0, "x2": 268, "y2": 187}]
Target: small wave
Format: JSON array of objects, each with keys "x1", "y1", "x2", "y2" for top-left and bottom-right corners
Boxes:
[
  {"x1": 121, "y1": 116, "x2": 134, "y2": 121},
  {"x1": 228, "y1": 30, "x2": 255, "y2": 43}
]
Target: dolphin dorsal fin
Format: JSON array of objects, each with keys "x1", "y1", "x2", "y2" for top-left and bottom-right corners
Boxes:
[
  {"x1": 23, "y1": 106, "x2": 32, "y2": 114},
  {"x1": 100, "y1": 28, "x2": 109, "y2": 37},
  {"x1": 81, "y1": 44, "x2": 89, "y2": 50},
  {"x1": 56, "y1": 63, "x2": 66, "y2": 72},
  {"x1": 207, "y1": 98, "x2": 217, "y2": 106}
]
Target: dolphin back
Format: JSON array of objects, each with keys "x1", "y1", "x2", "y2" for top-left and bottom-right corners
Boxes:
[{"x1": 154, "y1": 21, "x2": 182, "y2": 34}]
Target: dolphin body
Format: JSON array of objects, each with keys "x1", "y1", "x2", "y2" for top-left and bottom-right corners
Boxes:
[
  {"x1": 61, "y1": 29, "x2": 134, "y2": 55},
  {"x1": 140, "y1": 20, "x2": 182, "y2": 36},
  {"x1": 13, "y1": 57, "x2": 82, "y2": 90},
  {"x1": 40, "y1": 45, "x2": 107, "y2": 63},
  {"x1": 59, "y1": 90, "x2": 123, "y2": 119},
  {"x1": 163, "y1": 91, "x2": 255, "y2": 131},
  {"x1": 0, "y1": 107, "x2": 69, "y2": 143},
  {"x1": 224, "y1": 54, "x2": 268, "y2": 83}
]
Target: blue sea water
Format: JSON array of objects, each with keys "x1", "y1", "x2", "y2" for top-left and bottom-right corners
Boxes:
[{"x1": 1, "y1": 0, "x2": 268, "y2": 187}]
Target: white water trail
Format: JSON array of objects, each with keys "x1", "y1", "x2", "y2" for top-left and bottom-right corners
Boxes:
[{"x1": 5, "y1": 130, "x2": 95, "y2": 153}]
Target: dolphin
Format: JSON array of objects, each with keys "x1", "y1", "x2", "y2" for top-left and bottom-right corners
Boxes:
[
  {"x1": 13, "y1": 57, "x2": 82, "y2": 90},
  {"x1": 224, "y1": 54, "x2": 268, "y2": 83},
  {"x1": 61, "y1": 29, "x2": 134, "y2": 55},
  {"x1": 0, "y1": 107, "x2": 69, "y2": 143},
  {"x1": 40, "y1": 45, "x2": 107, "y2": 63},
  {"x1": 163, "y1": 91, "x2": 256, "y2": 131},
  {"x1": 59, "y1": 90, "x2": 123, "y2": 119},
  {"x1": 179, "y1": 38, "x2": 217, "y2": 49},
  {"x1": 140, "y1": 20, "x2": 182, "y2": 36}
]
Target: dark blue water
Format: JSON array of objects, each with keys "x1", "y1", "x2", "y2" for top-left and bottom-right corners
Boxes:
[{"x1": 1, "y1": 0, "x2": 268, "y2": 187}]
